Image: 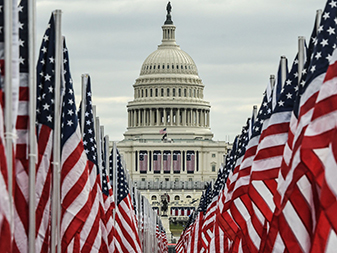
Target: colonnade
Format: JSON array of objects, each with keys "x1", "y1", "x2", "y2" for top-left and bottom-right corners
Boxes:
[{"x1": 127, "y1": 107, "x2": 210, "y2": 128}]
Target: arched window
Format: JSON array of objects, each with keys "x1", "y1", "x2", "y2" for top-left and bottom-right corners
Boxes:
[
  {"x1": 186, "y1": 195, "x2": 192, "y2": 199},
  {"x1": 174, "y1": 195, "x2": 180, "y2": 201},
  {"x1": 151, "y1": 195, "x2": 157, "y2": 200}
]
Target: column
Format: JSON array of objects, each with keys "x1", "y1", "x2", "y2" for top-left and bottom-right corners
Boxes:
[
  {"x1": 156, "y1": 109, "x2": 159, "y2": 126},
  {"x1": 192, "y1": 109, "x2": 195, "y2": 126},
  {"x1": 177, "y1": 108, "x2": 180, "y2": 126},
  {"x1": 133, "y1": 110, "x2": 136, "y2": 127},
  {"x1": 170, "y1": 108, "x2": 173, "y2": 126},
  {"x1": 149, "y1": 109, "x2": 153, "y2": 126},
  {"x1": 196, "y1": 109, "x2": 199, "y2": 126},
  {"x1": 128, "y1": 110, "x2": 131, "y2": 127},
  {"x1": 163, "y1": 108, "x2": 167, "y2": 125},
  {"x1": 183, "y1": 109, "x2": 186, "y2": 126},
  {"x1": 207, "y1": 110, "x2": 210, "y2": 127},
  {"x1": 137, "y1": 109, "x2": 141, "y2": 126}
]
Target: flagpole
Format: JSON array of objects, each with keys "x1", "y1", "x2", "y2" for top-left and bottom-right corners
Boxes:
[
  {"x1": 51, "y1": 9, "x2": 62, "y2": 253},
  {"x1": 95, "y1": 117, "x2": 102, "y2": 185},
  {"x1": 298, "y1": 36, "x2": 306, "y2": 83},
  {"x1": 80, "y1": 74, "x2": 88, "y2": 134},
  {"x1": 4, "y1": 0, "x2": 14, "y2": 234},
  {"x1": 112, "y1": 141, "x2": 117, "y2": 224},
  {"x1": 280, "y1": 55, "x2": 287, "y2": 87},
  {"x1": 315, "y1": 10, "x2": 322, "y2": 34},
  {"x1": 28, "y1": 0, "x2": 37, "y2": 252}
]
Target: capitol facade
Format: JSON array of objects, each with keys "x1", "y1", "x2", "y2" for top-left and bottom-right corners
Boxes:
[{"x1": 117, "y1": 4, "x2": 230, "y2": 226}]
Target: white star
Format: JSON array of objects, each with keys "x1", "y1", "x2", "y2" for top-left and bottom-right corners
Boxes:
[
  {"x1": 327, "y1": 54, "x2": 333, "y2": 62},
  {"x1": 48, "y1": 86, "x2": 53, "y2": 93},
  {"x1": 43, "y1": 35, "x2": 48, "y2": 42},
  {"x1": 278, "y1": 100, "x2": 285, "y2": 107},
  {"x1": 68, "y1": 110, "x2": 74, "y2": 116},
  {"x1": 41, "y1": 47, "x2": 47, "y2": 53},
  {"x1": 86, "y1": 120, "x2": 91, "y2": 125},
  {"x1": 263, "y1": 102, "x2": 267, "y2": 107},
  {"x1": 68, "y1": 99, "x2": 74, "y2": 105},
  {"x1": 285, "y1": 79, "x2": 292, "y2": 85},
  {"x1": 40, "y1": 59, "x2": 45, "y2": 65},
  {"x1": 315, "y1": 52, "x2": 322, "y2": 60},
  {"x1": 18, "y1": 22, "x2": 23, "y2": 30},
  {"x1": 45, "y1": 74, "x2": 51, "y2": 81},
  {"x1": 310, "y1": 65, "x2": 316, "y2": 73},
  {"x1": 323, "y1": 12, "x2": 330, "y2": 20},
  {"x1": 68, "y1": 89, "x2": 73, "y2": 94},
  {"x1": 47, "y1": 115, "x2": 52, "y2": 122},
  {"x1": 49, "y1": 57, "x2": 54, "y2": 63},
  {"x1": 321, "y1": 39, "x2": 329, "y2": 47},
  {"x1": 67, "y1": 120, "x2": 73, "y2": 126},
  {"x1": 294, "y1": 72, "x2": 299, "y2": 78},
  {"x1": 87, "y1": 92, "x2": 91, "y2": 97},
  {"x1": 318, "y1": 25, "x2": 324, "y2": 33},
  {"x1": 85, "y1": 149, "x2": 89, "y2": 154},
  {"x1": 327, "y1": 27, "x2": 335, "y2": 35},
  {"x1": 330, "y1": 0, "x2": 337, "y2": 8},
  {"x1": 19, "y1": 39, "x2": 24, "y2": 47},
  {"x1": 85, "y1": 112, "x2": 89, "y2": 117},
  {"x1": 43, "y1": 103, "x2": 50, "y2": 110},
  {"x1": 18, "y1": 5, "x2": 23, "y2": 12},
  {"x1": 19, "y1": 56, "x2": 24, "y2": 64},
  {"x1": 83, "y1": 140, "x2": 87, "y2": 146},
  {"x1": 286, "y1": 93, "x2": 292, "y2": 99}
]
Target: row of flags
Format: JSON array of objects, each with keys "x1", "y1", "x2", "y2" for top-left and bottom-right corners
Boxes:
[
  {"x1": 176, "y1": 0, "x2": 337, "y2": 252},
  {"x1": 0, "y1": 1, "x2": 168, "y2": 252}
]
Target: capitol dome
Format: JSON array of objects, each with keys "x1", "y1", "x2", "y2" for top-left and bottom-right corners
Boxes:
[
  {"x1": 140, "y1": 47, "x2": 198, "y2": 76},
  {"x1": 124, "y1": 5, "x2": 213, "y2": 140}
]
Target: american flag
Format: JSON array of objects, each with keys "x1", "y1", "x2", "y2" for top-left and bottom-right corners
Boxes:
[
  {"x1": 186, "y1": 151, "x2": 195, "y2": 173},
  {"x1": 271, "y1": 1, "x2": 337, "y2": 252},
  {"x1": 264, "y1": 9, "x2": 323, "y2": 252},
  {"x1": 78, "y1": 76, "x2": 104, "y2": 252},
  {"x1": 14, "y1": 0, "x2": 32, "y2": 251},
  {"x1": 35, "y1": 14, "x2": 55, "y2": 252},
  {"x1": 113, "y1": 149, "x2": 141, "y2": 252},
  {"x1": 159, "y1": 127, "x2": 167, "y2": 134},
  {"x1": 60, "y1": 39, "x2": 91, "y2": 252},
  {"x1": 139, "y1": 151, "x2": 147, "y2": 173},
  {"x1": 248, "y1": 52, "x2": 299, "y2": 251},
  {"x1": 163, "y1": 151, "x2": 171, "y2": 173},
  {"x1": 173, "y1": 151, "x2": 181, "y2": 173},
  {"x1": 153, "y1": 151, "x2": 161, "y2": 173},
  {"x1": 201, "y1": 168, "x2": 225, "y2": 252}
]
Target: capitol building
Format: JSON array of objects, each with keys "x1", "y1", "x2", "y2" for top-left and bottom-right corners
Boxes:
[{"x1": 117, "y1": 3, "x2": 230, "y2": 228}]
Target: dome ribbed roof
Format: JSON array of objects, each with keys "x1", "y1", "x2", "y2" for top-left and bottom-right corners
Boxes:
[{"x1": 140, "y1": 47, "x2": 198, "y2": 76}]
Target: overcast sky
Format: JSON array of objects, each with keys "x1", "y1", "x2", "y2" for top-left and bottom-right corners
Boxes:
[{"x1": 36, "y1": 0, "x2": 324, "y2": 142}]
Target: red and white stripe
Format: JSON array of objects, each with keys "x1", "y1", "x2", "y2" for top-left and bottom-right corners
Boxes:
[
  {"x1": 60, "y1": 124, "x2": 91, "y2": 252},
  {"x1": 113, "y1": 193, "x2": 141, "y2": 253}
]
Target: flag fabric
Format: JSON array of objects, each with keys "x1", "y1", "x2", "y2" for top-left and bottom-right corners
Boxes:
[
  {"x1": 186, "y1": 151, "x2": 195, "y2": 173},
  {"x1": 139, "y1": 151, "x2": 147, "y2": 173},
  {"x1": 13, "y1": 0, "x2": 31, "y2": 251},
  {"x1": 163, "y1": 151, "x2": 171, "y2": 173},
  {"x1": 35, "y1": 15, "x2": 56, "y2": 252},
  {"x1": 60, "y1": 39, "x2": 91, "y2": 252},
  {"x1": 247, "y1": 53, "x2": 299, "y2": 251},
  {"x1": 113, "y1": 150, "x2": 141, "y2": 253},
  {"x1": 153, "y1": 151, "x2": 161, "y2": 173},
  {"x1": 159, "y1": 128, "x2": 167, "y2": 134},
  {"x1": 78, "y1": 76, "x2": 103, "y2": 252},
  {"x1": 173, "y1": 151, "x2": 181, "y2": 173},
  {"x1": 200, "y1": 169, "x2": 224, "y2": 252}
]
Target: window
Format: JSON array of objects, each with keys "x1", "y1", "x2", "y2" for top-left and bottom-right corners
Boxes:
[
  {"x1": 174, "y1": 178, "x2": 179, "y2": 182},
  {"x1": 165, "y1": 178, "x2": 169, "y2": 181},
  {"x1": 173, "y1": 88, "x2": 176, "y2": 96},
  {"x1": 163, "y1": 65, "x2": 165, "y2": 69},
  {"x1": 161, "y1": 88, "x2": 164, "y2": 97},
  {"x1": 150, "y1": 89, "x2": 153, "y2": 97},
  {"x1": 167, "y1": 88, "x2": 170, "y2": 96},
  {"x1": 174, "y1": 195, "x2": 180, "y2": 201},
  {"x1": 184, "y1": 89, "x2": 187, "y2": 97},
  {"x1": 158, "y1": 65, "x2": 160, "y2": 69},
  {"x1": 155, "y1": 88, "x2": 158, "y2": 97},
  {"x1": 212, "y1": 164, "x2": 216, "y2": 172},
  {"x1": 212, "y1": 154, "x2": 216, "y2": 158},
  {"x1": 167, "y1": 65, "x2": 169, "y2": 69},
  {"x1": 151, "y1": 195, "x2": 157, "y2": 200},
  {"x1": 186, "y1": 195, "x2": 192, "y2": 198},
  {"x1": 153, "y1": 65, "x2": 156, "y2": 69},
  {"x1": 188, "y1": 178, "x2": 193, "y2": 182},
  {"x1": 145, "y1": 89, "x2": 148, "y2": 97},
  {"x1": 138, "y1": 90, "x2": 140, "y2": 98},
  {"x1": 141, "y1": 178, "x2": 146, "y2": 181},
  {"x1": 172, "y1": 65, "x2": 174, "y2": 69},
  {"x1": 141, "y1": 89, "x2": 144, "y2": 97},
  {"x1": 179, "y1": 88, "x2": 181, "y2": 97}
]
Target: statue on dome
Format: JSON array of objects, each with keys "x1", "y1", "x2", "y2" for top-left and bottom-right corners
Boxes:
[{"x1": 166, "y1": 2, "x2": 172, "y2": 15}]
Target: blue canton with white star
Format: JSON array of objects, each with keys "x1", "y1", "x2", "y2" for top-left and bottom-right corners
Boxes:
[{"x1": 36, "y1": 15, "x2": 55, "y2": 130}]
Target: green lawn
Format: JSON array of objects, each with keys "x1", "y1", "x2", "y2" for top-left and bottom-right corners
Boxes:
[{"x1": 170, "y1": 223, "x2": 184, "y2": 237}]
